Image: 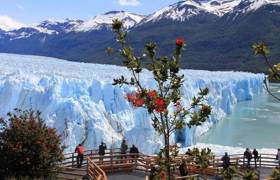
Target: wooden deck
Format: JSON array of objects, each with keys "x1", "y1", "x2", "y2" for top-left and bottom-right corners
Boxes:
[{"x1": 58, "y1": 149, "x2": 279, "y2": 180}]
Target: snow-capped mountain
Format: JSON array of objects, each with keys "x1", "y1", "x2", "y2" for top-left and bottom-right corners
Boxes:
[
  {"x1": 1, "y1": 0, "x2": 280, "y2": 72},
  {"x1": 1, "y1": 19, "x2": 83, "y2": 40},
  {"x1": 0, "y1": 11, "x2": 144, "y2": 40},
  {"x1": 141, "y1": 0, "x2": 280, "y2": 23},
  {"x1": 228, "y1": 0, "x2": 280, "y2": 18},
  {"x1": 74, "y1": 11, "x2": 145, "y2": 32},
  {"x1": 141, "y1": 0, "x2": 242, "y2": 23},
  {"x1": 37, "y1": 19, "x2": 83, "y2": 33}
]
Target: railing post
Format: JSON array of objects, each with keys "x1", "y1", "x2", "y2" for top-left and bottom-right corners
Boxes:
[
  {"x1": 86, "y1": 157, "x2": 89, "y2": 178},
  {"x1": 72, "y1": 153, "x2": 74, "y2": 168},
  {"x1": 213, "y1": 156, "x2": 215, "y2": 168},
  {"x1": 259, "y1": 154, "x2": 261, "y2": 167},
  {"x1": 134, "y1": 154, "x2": 137, "y2": 171},
  {"x1": 110, "y1": 148, "x2": 113, "y2": 172}
]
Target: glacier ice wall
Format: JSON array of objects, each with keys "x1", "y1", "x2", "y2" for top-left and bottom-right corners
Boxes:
[{"x1": 0, "y1": 53, "x2": 265, "y2": 154}]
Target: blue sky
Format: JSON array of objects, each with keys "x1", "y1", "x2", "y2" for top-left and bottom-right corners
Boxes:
[{"x1": 0, "y1": 0, "x2": 179, "y2": 24}]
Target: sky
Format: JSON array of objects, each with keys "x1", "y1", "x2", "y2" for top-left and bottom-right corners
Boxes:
[{"x1": 0, "y1": 0, "x2": 179, "y2": 25}]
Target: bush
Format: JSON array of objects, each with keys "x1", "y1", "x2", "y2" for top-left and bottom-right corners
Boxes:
[
  {"x1": 0, "y1": 109, "x2": 64, "y2": 179},
  {"x1": 270, "y1": 167, "x2": 280, "y2": 180}
]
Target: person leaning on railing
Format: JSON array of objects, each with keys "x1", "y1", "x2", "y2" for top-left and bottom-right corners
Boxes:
[
  {"x1": 149, "y1": 164, "x2": 156, "y2": 180},
  {"x1": 129, "y1": 144, "x2": 139, "y2": 162},
  {"x1": 221, "y1": 152, "x2": 231, "y2": 170},
  {"x1": 179, "y1": 159, "x2": 188, "y2": 177},
  {"x1": 243, "y1": 148, "x2": 252, "y2": 168},
  {"x1": 277, "y1": 148, "x2": 280, "y2": 166},
  {"x1": 120, "y1": 139, "x2": 128, "y2": 162},
  {"x1": 75, "y1": 144, "x2": 85, "y2": 168},
  {"x1": 253, "y1": 149, "x2": 259, "y2": 168},
  {"x1": 98, "y1": 141, "x2": 107, "y2": 163}
]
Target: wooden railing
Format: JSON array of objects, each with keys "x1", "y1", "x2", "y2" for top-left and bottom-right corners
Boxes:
[
  {"x1": 87, "y1": 157, "x2": 107, "y2": 180},
  {"x1": 61, "y1": 148, "x2": 123, "y2": 167},
  {"x1": 61, "y1": 149, "x2": 279, "y2": 179},
  {"x1": 213, "y1": 153, "x2": 279, "y2": 168}
]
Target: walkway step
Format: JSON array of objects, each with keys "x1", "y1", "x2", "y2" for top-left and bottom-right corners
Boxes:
[
  {"x1": 58, "y1": 167, "x2": 87, "y2": 180},
  {"x1": 57, "y1": 173, "x2": 84, "y2": 180}
]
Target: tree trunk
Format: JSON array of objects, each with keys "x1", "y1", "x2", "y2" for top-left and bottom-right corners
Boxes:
[{"x1": 164, "y1": 132, "x2": 171, "y2": 180}]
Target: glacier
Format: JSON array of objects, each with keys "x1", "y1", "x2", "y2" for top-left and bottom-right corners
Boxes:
[{"x1": 0, "y1": 53, "x2": 265, "y2": 154}]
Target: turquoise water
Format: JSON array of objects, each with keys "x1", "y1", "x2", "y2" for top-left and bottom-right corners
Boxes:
[{"x1": 198, "y1": 83, "x2": 280, "y2": 149}]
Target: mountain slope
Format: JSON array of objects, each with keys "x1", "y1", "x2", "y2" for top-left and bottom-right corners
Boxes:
[
  {"x1": 1, "y1": 0, "x2": 280, "y2": 72},
  {"x1": 74, "y1": 11, "x2": 145, "y2": 32}
]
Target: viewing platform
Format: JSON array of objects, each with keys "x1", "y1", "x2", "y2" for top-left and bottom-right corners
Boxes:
[{"x1": 57, "y1": 148, "x2": 279, "y2": 180}]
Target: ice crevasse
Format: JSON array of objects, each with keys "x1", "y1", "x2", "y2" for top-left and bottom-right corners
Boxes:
[{"x1": 0, "y1": 53, "x2": 265, "y2": 154}]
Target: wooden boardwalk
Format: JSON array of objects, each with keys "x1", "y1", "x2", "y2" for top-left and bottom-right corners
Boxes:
[{"x1": 58, "y1": 149, "x2": 279, "y2": 180}]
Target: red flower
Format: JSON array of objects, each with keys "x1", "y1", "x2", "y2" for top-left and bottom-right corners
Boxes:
[
  {"x1": 126, "y1": 93, "x2": 136, "y2": 102},
  {"x1": 154, "y1": 98, "x2": 166, "y2": 113},
  {"x1": 147, "y1": 90, "x2": 157, "y2": 99},
  {"x1": 176, "y1": 38, "x2": 185, "y2": 47},
  {"x1": 155, "y1": 98, "x2": 165, "y2": 106},
  {"x1": 133, "y1": 98, "x2": 145, "y2": 107}
]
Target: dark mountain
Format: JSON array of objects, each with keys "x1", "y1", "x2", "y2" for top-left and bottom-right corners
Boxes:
[{"x1": 0, "y1": 0, "x2": 280, "y2": 72}]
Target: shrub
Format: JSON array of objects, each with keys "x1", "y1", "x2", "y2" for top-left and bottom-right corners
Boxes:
[
  {"x1": 270, "y1": 167, "x2": 280, "y2": 180},
  {"x1": 0, "y1": 109, "x2": 64, "y2": 179}
]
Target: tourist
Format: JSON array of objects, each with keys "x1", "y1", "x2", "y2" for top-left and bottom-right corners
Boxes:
[
  {"x1": 179, "y1": 160, "x2": 188, "y2": 177},
  {"x1": 244, "y1": 148, "x2": 252, "y2": 167},
  {"x1": 253, "y1": 148, "x2": 259, "y2": 168},
  {"x1": 98, "y1": 141, "x2": 107, "y2": 162},
  {"x1": 185, "y1": 148, "x2": 192, "y2": 156},
  {"x1": 221, "y1": 152, "x2": 231, "y2": 170},
  {"x1": 129, "y1": 144, "x2": 139, "y2": 161},
  {"x1": 277, "y1": 148, "x2": 280, "y2": 166},
  {"x1": 120, "y1": 139, "x2": 128, "y2": 160},
  {"x1": 149, "y1": 165, "x2": 156, "y2": 180},
  {"x1": 75, "y1": 144, "x2": 85, "y2": 168}
]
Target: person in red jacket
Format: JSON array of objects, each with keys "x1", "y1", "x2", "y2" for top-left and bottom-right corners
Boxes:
[{"x1": 75, "y1": 144, "x2": 85, "y2": 168}]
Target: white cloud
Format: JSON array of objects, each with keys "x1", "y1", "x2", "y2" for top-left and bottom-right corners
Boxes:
[
  {"x1": 117, "y1": 0, "x2": 140, "y2": 6},
  {"x1": 0, "y1": 15, "x2": 26, "y2": 31}
]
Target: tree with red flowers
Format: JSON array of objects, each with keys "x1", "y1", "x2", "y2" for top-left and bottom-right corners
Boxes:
[
  {"x1": 0, "y1": 109, "x2": 64, "y2": 179},
  {"x1": 111, "y1": 19, "x2": 211, "y2": 179}
]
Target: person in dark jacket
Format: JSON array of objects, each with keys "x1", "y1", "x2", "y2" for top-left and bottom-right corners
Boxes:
[
  {"x1": 149, "y1": 165, "x2": 156, "y2": 180},
  {"x1": 129, "y1": 144, "x2": 139, "y2": 160},
  {"x1": 179, "y1": 160, "x2": 188, "y2": 177},
  {"x1": 120, "y1": 139, "x2": 128, "y2": 162},
  {"x1": 185, "y1": 148, "x2": 192, "y2": 156},
  {"x1": 129, "y1": 144, "x2": 139, "y2": 154},
  {"x1": 98, "y1": 142, "x2": 107, "y2": 162},
  {"x1": 121, "y1": 139, "x2": 128, "y2": 154},
  {"x1": 244, "y1": 148, "x2": 252, "y2": 167},
  {"x1": 221, "y1": 152, "x2": 231, "y2": 170},
  {"x1": 253, "y1": 149, "x2": 259, "y2": 168},
  {"x1": 276, "y1": 148, "x2": 280, "y2": 166}
]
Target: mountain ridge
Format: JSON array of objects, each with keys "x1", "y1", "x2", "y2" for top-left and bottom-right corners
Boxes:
[{"x1": 1, "y1": 0, "x2": 280, "y2": 72}]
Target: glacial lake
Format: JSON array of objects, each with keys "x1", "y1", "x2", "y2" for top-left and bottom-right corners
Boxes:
[{"x1": 198, "y1": 83, "x2": 280, "y2": 149}]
